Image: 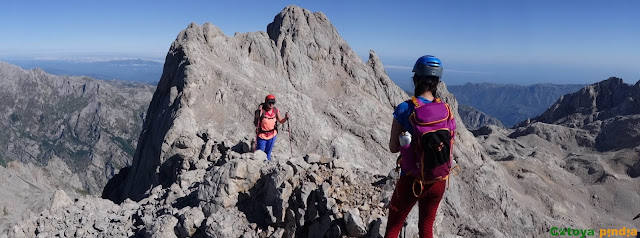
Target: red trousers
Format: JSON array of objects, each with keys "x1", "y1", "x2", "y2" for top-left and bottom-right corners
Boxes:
[{"x1": 385, "y1": 176, "x2": 446, "y2": 238}]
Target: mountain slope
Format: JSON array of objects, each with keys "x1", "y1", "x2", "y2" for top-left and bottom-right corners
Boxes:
[
  {"x1": 473, "y1": 78, "x2": 640, "y2": 235},
  {"x1": 0, "y1": 62, "x2": 154, "y2": 194},
  {"x1": 0, "y1": 159, "x2": 83, "y2": 233}
]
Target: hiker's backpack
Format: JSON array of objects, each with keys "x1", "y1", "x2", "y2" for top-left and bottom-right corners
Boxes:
[
  {"x1": 398, "y1": 97, "x2": 456, "y2": 196},
  {"x1": 257, "y1": 103, "x2": 279, "y2": 135}
]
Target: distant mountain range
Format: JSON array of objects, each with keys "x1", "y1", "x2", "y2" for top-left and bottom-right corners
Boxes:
[
  {"x1": 6, "y1": 57, "x2": 587, "y2": 130},
  {"x1": 0, "y1": 61, "x2": 154, "y2": 193},
  {"x1": 0, "y1": 61, "x2": 155, "y2": 233},
  {"x1": 5, "y1": 58, "x2": 163, "y2": 84},
  {"x1": 448, "y1": 82, "x2": 585, "y2": 127}
]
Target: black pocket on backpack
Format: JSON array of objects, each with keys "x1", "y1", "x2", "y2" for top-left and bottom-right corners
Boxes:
[{"x1": 420, "y1": 130, "x2": 451, "y2": 169}]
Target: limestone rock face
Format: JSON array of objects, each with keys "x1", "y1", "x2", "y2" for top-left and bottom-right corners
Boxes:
[
  {"x1": 595, "y1": 115, "x2": 640, "y2": 151},
  {"x1": 50, "y1": 190, "x2": 73, "y2": 212},
  {"x1": 10, "y1": 196, "x2": 138, "y2": 238},
  {"x1": 11, "y1": 144, "x2": 395, "y2": 238},
  {"x1": 112, "y1": 5, "x2": 407, "y2": 202},
  {"x1": 534, "y1": 78, "x2": 640, "y2": 126}
]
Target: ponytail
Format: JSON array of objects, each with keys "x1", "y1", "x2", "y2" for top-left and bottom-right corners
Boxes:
[{"x1": 413, "y1": 74, "x2": 440, "y2": 97}]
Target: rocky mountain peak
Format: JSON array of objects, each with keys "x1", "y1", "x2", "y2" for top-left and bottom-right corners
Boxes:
[
  {"x1": 110, "y1": 5, "x2": 409, "y2": 203},
  {"x1": 532, "y1": 77, "x2": 640, "y2": 128},
  {"x1": 512, "y1": 77, "x2": 640, "y2": 151},
  {"x1": 267, "y1": 6, "x2": 334, "y2": 43}
]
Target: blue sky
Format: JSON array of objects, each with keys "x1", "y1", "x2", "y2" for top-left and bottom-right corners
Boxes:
[{"x1": 1, "y1": 0, "x2": 638, "y2": 85}]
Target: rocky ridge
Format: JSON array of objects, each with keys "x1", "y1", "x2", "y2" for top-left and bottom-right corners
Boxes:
[
  {"x1": 458, "y1": 105, "x2": 505, "y2": 130},
  {"x1": 473, "y1": 77, "x2": 640, "y2": 234},
  {"x1": 7, "y1": 5, "x2": 637, "y2": 238},
  {"x1": 10, "y1": 148, "x2": 395, "y2": 237},
  {"x1": 526, "y1": 77, "x2": 640, "y2": 151}
]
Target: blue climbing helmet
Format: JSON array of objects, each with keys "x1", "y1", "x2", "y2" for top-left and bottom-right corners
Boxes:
[{"x1": 412, "y1": 55, "x2": 443, "y2": 78}]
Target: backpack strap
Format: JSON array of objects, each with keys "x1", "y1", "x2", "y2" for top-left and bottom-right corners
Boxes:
[
  {"x1": 410, "y1": 96, "x2": 422, "y2": 108},
  {"x1": 412, "y1": 175, "x2": 450, "y2": 197},
  {"x1": 257, "y1": 106, "x2": 279, "y2": 133},
  {"x1": 256, "y1": 104, "x2": 263, "y2": 134},
  {"x1": 411, "y1": 96, "x2": 442, "y2": 108},
  {"x1": 274, "y1": 107, "x2": 279, "y2": 131},
  {"x1": 258, "y1": 103, "x2": 265, "y2": 118},
  {"x1": 258, "y1": 104, "x2": 279, "y2": 118}
]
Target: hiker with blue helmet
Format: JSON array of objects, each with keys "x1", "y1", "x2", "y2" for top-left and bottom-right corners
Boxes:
[{"x1": 386, "y1": 55, "x2": 456, "y2": 238}]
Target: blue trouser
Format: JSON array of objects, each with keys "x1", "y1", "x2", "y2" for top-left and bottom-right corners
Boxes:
[{"x1": 256, "y1": 135, "x2": 277, "y2": 160}]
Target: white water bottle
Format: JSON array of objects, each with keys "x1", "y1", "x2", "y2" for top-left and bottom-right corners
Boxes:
[{"x1": 399, "y1": 131, "x2": 411, "y2": 147}]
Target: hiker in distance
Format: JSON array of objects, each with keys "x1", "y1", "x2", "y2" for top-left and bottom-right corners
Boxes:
[
  {"x1": 386, "y1": 55, "x2": 456, "y2": 238},
  {"x1": 254, "y1": 94, "x2": 290, "y2": 160}
]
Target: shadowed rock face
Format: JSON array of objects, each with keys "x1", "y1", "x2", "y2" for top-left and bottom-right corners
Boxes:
[
  {"x1": 0, "y1": 62, "x2": 154, "y2": 193},
  {"x1": 10, "y1": 5, "x2": 635, "y2": 238}
]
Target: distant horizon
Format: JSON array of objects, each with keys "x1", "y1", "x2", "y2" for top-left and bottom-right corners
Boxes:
[
  {"x1": 3, "y1": 57, "x2": 636, "y2": 89},
  {"x1": 2, "y1": 0, "x2": 638, "y2": 86},
  {"x1": 2, "y1": 46, "x2": 637, "y2": 86},
  {"x1": 2, "y1": 45, "x2": 637, "y2": 86}
]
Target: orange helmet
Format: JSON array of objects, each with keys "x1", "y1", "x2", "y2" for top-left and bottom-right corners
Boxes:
[{"x1": 265, "y1": 94, "x2": 276, "y2": 103}]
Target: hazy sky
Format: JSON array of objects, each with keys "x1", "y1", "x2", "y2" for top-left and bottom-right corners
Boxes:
[{"x1": 1, "y1": 0, "x2": 638, "y2": 85}]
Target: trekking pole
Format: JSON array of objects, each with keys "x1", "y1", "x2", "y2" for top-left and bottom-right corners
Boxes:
[
  {"x1": 253, "y1": 124, "x2": 259, "y2": 153},
  {"x1": 402, "y1": 221, "x2": 407, "y2": 238},
  {"x1": 253, "y1": 105, "x2": 262, "y2": 153},
  {"x1": 287, "y1": 119, "x2": 293, "y2": 158}
]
